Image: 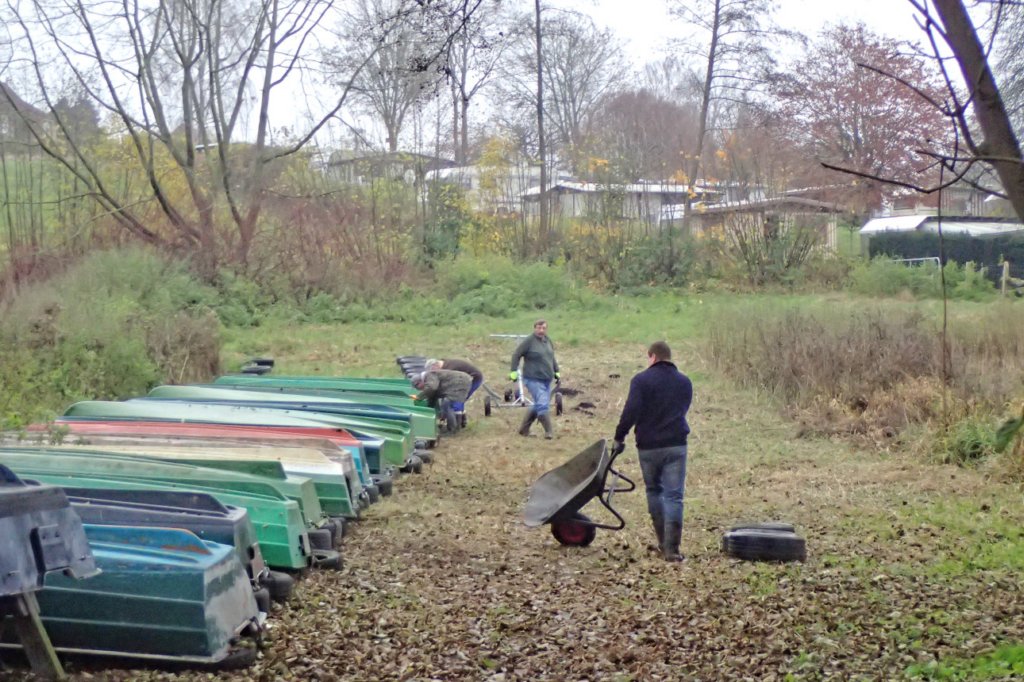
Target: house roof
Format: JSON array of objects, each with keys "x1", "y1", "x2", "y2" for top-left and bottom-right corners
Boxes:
[
  {"x1": 659, "y1": 196, "x2": 842, "y2": 221},
  {"x1": 860, "y1": 215, "x2": 1024, "y2": 237},
  {"x1": 523, "y1": 181, "x2": 714, "y2": 200}
]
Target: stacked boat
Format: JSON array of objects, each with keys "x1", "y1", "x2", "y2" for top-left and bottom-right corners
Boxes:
[{"x1": 0, "y1": 358, "x2": 440, "y2": 671}]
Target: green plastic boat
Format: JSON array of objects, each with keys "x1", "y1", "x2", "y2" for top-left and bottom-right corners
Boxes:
[
  {"x1": 147, "y1": 384, "x2": 436, "y2": 440},
  {"x1": 65, "y1": 400, "x2": 413, "y2": 469},
  {"x1": 0, "y1": 451, "x2": 310, "y2": 569},
  {"x1": 45, "y1": 439, "x2": 359, "y2": 519},
  {"x1": 2, "y1": 524, "x2": 262, "y2": 665},
  {"x1": 214, "y1": 374, "x2": 424, "y2": 401}
]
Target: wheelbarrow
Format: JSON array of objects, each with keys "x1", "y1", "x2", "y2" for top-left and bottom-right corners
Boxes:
[{"x1": 523, "y1": 439, "x2": 635, "y2": 547}]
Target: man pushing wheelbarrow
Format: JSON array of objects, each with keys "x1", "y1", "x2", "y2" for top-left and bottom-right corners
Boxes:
[{"x1": 524, "y1": 341, "x2": 693, "y2": 562}]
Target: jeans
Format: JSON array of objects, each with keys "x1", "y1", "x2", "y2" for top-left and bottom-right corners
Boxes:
[
  {"x1": 523, "y1": 377, "x2": 552, "y2": 416},
  {"x1": 638, "y1": 445, "x2": 688, "y2": 525}
]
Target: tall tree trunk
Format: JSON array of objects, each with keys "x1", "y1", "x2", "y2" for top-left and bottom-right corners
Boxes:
[
  {"x1": 535, "y1": 0, "x2": 548, "y2": 256},
  {"x1": 932, "y1": 0, "x2": 1024, "y2": 221},
  {"x1": 680, "y1": 0, "x2": 721, "y2": 261}
]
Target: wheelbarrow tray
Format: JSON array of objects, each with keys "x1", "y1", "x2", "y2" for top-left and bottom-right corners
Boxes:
[{"x1": 524, "y1": 440, "x2": 611, "y2": 527}]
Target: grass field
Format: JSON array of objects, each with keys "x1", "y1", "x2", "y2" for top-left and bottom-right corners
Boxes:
[{"x1": 8, "y1": 293, "x2": 1022, "y2": 681}]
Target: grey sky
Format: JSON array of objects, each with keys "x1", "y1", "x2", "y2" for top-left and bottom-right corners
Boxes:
[{"x1": 560, "y1": 0, "x2": 927, "y2": 66}]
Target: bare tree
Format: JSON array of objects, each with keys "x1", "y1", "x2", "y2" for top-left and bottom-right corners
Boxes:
[
  {"x1": 335, "y1": 0, "x2": 444, "y2": 153},
  {"x1": 0, "y1": 0, "x2": 483, "y2": 269},
  {"x1": 911, "y1": 0, "x2": 1024, "y2": 220},
  {"x1": 990, "y1": 0, "x2": 1024, "y2": 136},
  {"x1": 589, "y1": 89, "x2": 699, "y2": 181},
  {"x1": 668, "y1": 0, "x2": 787, "y2": 237},
  {"x1": 446, "y1": 0, "x2": 512, "y2": 164},
  {"x1": 494, "y1": 10, "x2": 627, "y2": 174}
]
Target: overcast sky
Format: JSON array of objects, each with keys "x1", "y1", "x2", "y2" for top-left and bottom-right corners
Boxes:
[{"x1": 554, "y1": 0, "x2": 928, "y2": 67}]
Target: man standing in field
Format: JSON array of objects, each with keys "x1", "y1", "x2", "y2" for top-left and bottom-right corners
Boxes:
[
  {"x1": 510, "y1": 319, "x2": 560, "y2": 439},
  {"x1": 612, "y1": 341, "x2": 693, "y2": 562}
]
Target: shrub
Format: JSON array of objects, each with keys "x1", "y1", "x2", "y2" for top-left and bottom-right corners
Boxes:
[
  {"x1": 938, "y1": 417, "x2": 998, "y2": 466},
  {"x1": 848, "y1": 257, "x2": 997, "y2": 301},
  {"x1": 0, "y1": 247, "x2": 221, "y2": 427}
]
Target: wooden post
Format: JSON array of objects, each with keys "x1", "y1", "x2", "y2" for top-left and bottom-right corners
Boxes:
[
  {"x1": 0, "y1": 594, "x2": 65, "y2": 681},
  {"x1": 1002, "y1": 260, "x2": 1010, "y2": 296}
]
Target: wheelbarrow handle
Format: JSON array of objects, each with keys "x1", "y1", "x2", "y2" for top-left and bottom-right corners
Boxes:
[{"x1": 605, "y1": 449, "x2": 637, "y2": 494}]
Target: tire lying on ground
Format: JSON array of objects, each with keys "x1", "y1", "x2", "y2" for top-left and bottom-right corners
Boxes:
[
  {"x1": 722, "y1": 527, "x2": 806, "y2": 562},
  {"x1": 729, "y1": 521, "x2": 796, "y2": 533}
]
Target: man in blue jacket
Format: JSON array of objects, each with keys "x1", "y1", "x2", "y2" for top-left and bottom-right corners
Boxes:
[{"x1": 612, "y1": 341, "x2": 693, "y2": 562}]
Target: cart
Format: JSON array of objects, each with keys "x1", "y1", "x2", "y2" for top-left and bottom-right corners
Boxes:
[
  {"x1": 481, "y1": 375, "x2": 563, "y2": 417},
  {"x1": 522, "y1": 439, "x2": 635, "y2": 546}
]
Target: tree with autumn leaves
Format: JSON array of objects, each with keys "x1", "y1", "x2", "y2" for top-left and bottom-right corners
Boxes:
[{"x1": 771, "y1": 23, "x2": 952, "y2": 221}]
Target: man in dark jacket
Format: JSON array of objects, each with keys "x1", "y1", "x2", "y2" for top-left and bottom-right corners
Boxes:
[
  {"x1": 612, "y1": 341, "x2": 693, "y2": 562},
  {"x1": 509, "y1": 319, "x2": 560, "y2": 439},
  {"x1": 425, "y1": 358, "x2": 484, "y2": 401},
  {"x1": 413, "y1": 369, "x2": 472, "y2": 434}
]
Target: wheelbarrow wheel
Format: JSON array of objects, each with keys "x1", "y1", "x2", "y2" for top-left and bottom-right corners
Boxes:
[
  {"x1": 551, "y1": 513, "x2": 597, "y2": 547},
  {"x1": 484, "y1": 396, "x2": 492, "y2": 416},
  {"x1": 555, "y1": 393, "x2": 563, "y2": 416}
]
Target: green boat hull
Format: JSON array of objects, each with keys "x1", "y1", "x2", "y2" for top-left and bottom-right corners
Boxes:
[
  {"x1": 65, "y1": 400, "x2": 413, "y2": 468},
  {"x1": 7, "y1": 445, "x2": 327, "y2": 529},
  {"x1": 215, "y1": 374, "x2": 424, "y2": 402},
  {"x1": 148, "y1": 384, "x2": 436, "y2": 440},
  {"x1": 12, "y1": 525, "x2": 260, "y2": 663},
  {"x1": 0, "y1": 453, "x2": 309, "y2": 569}
]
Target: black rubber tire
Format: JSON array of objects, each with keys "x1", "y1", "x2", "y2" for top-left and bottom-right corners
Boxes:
[
  {"x1": 312, "y1": 549, "x2": 343, "y2": 570},
  {"x1": 555, "y1": 393, "x2": 564, "y2": 416},
  {"x1": 365, "y1": 484, "x2": 381, "y2": 504},
  {"x1": 415, "y1": 449, "x2": 433, "y2": 464},
  {"x1": 378, "y1": 478, "x2": 394, "y2": 496},
  {"x1": 722, "y1": 528, "x2": 806, "y2": 562},
  {"x1": 307, "y1": 528, "x2": 333, "y2": 551},
  {"x1": 729, "y1": 522, "x2": 796, "y2": 533},
  {"x1": 410, "y1": 455, "x2": 423, "y2": 474},
  {"x1": 484, "y1": 396, "x2": 492, "y2": 416},
  {"x1": 253, "y1": 587, "x2": 271, "y2": 614},
  {"x1": 264, "y1": 571, "x2": 295, "y2": 602},
  {"x1": 328, "y1": 518, "x2": 345, "y2": 544},
  {"x1": 550, "y1": 513, "x2": 597, "y2": 547}
]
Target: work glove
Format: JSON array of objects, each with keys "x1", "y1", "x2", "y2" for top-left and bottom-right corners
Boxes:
[
  {"x1": 611, "y1": 440, "x2": 625, "y2": 456},
  {"x1": 509, "y1": 370, "x2": 518, "y2": 381},
  {"x1": 554, "y1": 371, "x2": 561, "y2": 382}
]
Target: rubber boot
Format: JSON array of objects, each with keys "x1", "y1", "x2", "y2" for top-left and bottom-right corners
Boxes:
[
  {"x1": 518, "y1": 411, "x2": 537, "y2": 436},
  {"x1": 663, "y1": 521, "x2": 685, "y2": 562},
  {"x1": 647, "y1": 512, "x2": 665, "y2": 553},
  {"x1": 538, "y1": 413, "x2": 554, "y2": 440}
]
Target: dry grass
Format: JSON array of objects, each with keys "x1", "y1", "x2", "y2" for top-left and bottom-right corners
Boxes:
[{"x1": 22, "y1": 337, "x2": 1024, "y2": 681}]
